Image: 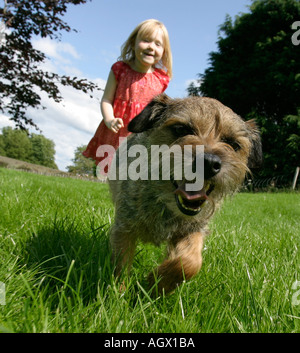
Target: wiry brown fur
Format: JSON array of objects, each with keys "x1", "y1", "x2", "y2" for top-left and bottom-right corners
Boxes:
[{"x1": 108, "y1": 94, "x2": 262, "y2": 295}]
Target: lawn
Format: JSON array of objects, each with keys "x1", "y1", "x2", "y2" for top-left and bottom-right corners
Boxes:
[{"x1": 0, "y1": 168, "x2": 299, "y2": 333}]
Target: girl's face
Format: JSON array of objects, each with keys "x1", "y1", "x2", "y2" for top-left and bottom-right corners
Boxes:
[{"x1": 133, "y1": 28, "x2": 164, "y2": 72}]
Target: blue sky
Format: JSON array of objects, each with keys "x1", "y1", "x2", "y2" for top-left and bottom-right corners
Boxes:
[
  {"x1": 0, "y1": 0, "x2": 252, "y2": 170},
  {"x1": 62, "y1": 0, "x2": 252, "y2": 97}
]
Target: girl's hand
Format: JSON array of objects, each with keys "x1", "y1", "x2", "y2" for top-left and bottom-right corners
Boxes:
[{"x1": 107, "y1": 118, "x2": 124, "y2": 133}]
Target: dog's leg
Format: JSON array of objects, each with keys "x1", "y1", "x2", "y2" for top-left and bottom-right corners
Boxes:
[
  {"x1": 148, "y1": 232, "x2": 204, "y2": 295},
  {"x1": 110, "y1": 227, "x2": 137, "y2": 277}
]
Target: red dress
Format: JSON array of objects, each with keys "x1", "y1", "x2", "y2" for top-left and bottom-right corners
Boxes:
[{"x1": 82, "y1": 61, "x2": 170, "y2": 171}]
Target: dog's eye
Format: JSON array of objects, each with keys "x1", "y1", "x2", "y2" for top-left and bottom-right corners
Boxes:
[
  {"x1": 170, "y1": 124, "x2": 194, "y2": 138},
  {"x1": 222, "y1": 138, "x2": 241, "y2": 152}
]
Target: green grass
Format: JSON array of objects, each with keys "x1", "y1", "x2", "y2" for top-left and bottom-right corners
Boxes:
[{"x1": 0, "y1": 167, "x2": 299, "y2": 333}]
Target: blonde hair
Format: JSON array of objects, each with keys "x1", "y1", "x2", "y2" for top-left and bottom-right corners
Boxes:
[{"x1": 119, "y1": 19, "x2": 173, "y2": 79}]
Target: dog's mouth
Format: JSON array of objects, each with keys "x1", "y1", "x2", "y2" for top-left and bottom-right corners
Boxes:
[{"x1": 172, "y1": 179, "x2": 214, "y2": 216}]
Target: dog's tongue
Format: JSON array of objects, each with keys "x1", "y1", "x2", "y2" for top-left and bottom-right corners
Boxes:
[{"x1": 174, "y1": 181, "x2": 208, "y2": 201}]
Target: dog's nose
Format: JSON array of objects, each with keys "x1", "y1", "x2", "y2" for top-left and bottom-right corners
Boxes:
[{"x1": 204, "y1": 153, "x2": 222, "y2": 179}]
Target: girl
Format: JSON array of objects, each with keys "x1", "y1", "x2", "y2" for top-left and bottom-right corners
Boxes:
[{"x1": 82, "y1": 19, "x2": 172, "y2": 174}]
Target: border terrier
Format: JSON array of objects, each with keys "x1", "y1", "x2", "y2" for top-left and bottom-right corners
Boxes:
[{"x1": 108, "y1": 94, "x2": 262, "y2": 294}]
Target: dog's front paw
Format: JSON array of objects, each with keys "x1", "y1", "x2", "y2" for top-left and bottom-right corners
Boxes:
[{"x1": 147, "y1": 259, "x2": 187, "y2": 296}]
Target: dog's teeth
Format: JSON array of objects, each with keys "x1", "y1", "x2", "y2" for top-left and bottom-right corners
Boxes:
[
  {"x1": 178, "y1": 195, "x2": 185, "y2": 207},
  {"x1": 205, "y1": 182, "x2": 211, "y2": 192},
  {"x1": 178, "y1": 194, "x2": 202, "y2": 211}
]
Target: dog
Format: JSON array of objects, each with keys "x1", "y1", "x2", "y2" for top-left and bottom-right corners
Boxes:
[{"x1": 108, "y1": 94, "x2": 262, "y2": 295}]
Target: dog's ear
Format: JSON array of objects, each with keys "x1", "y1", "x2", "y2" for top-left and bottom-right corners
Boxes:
[
  {"x1": 128, "y1": 94, "x2": 171, "y2": 133},
  {"x1": 246, "y1": 119, "x2": 263, "y2": 170}
]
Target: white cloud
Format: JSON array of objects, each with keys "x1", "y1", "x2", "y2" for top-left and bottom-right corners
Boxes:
[
  {"x1": 33, "y1": 37, "x2": 80, "y2": 61},
  {"x1": 0, "y1": 114, "x2": 14, "y2": 128},
  {"x1": 26, "y1": 81, "x2": 105, "y2": 170},
  {"x1": 1, "y1": 38, "x2": 106, "y2": 171},
  {"x1": 32, "y1": 38, "x2": 84, "y2": 77},
  {"x1": 60, "y1": 65, "x2": 83, "y2": 77},
  {"x1": 0, "y1": 84, "x2": 104, "y2": 171},
  {"x1": 185, "y1": 79, "x2": 201, "y2": 88}
]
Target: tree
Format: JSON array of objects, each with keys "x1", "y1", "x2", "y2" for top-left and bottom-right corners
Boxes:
[
  {"x1": 0, "y1": 131, "x2": 6, "y2": 155},
  {"x1": 188, "y1": 0, "x2": 300, "y2": 177},
  {"x1": 1, "y1": 126, "x2": 32, "y2": 161},
  {"x1": 0, "y1": 126, "x2": 58, "y2": 168},
  {"x1": 285, "y1": 108, "x2": 300, "y2": 163},
  {"x1": 0, "y1": 0, "x2": 101, "y2": 131},
  {"x1": 30, "y1": 133, "x2": 57, "y2": 168},
  {"x1": 67, "y1": 145, "x2": 95, "y2": 175}
]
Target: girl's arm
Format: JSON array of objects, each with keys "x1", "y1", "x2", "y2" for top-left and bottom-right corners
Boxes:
[{"x1": 101, "y1": 69, "x2": 124, "y2": 133}]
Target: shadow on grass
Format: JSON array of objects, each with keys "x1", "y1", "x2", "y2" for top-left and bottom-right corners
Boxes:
[{"x1": 24, "y1": 215, "x2": 114, "y2": 303}]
